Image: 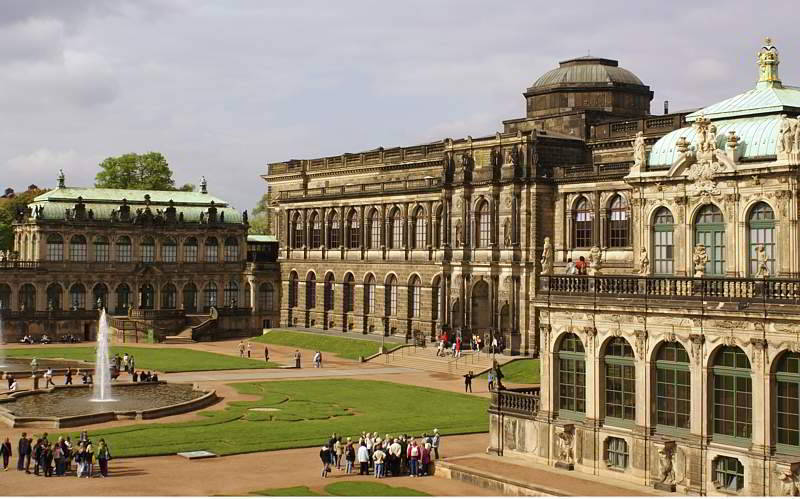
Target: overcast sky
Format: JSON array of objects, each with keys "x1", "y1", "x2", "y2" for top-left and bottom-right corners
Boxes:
[{"x1": 1, "y1": 0, "x2": 797, "y2": 211}]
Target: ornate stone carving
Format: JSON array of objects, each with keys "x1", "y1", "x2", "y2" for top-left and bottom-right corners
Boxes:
[
  {"x1": 587, "y1": 246, "x2": 602, "y2": 276},
  {"x1": 775, "y1": 462, "x2": 800, "y2": 496},
  {"x1": 693, "y1": 244, "x2": 709, "y2": 277},
  {"x1": 724, "y1": 193, "x2": 739, "y2": 218},
  {"x1": 539, "y1": 325, "x2": 551, "y2": 353},
  {"x1": 755, "y1": 244, "x2": 770, "y2": 278},
  {"x1": 758, "y1": 37, "x2": 780, "y2": 83},
  {"x1": 454, "y1": 219, "x2": 463, "y2": 247},
  {"x1": 676, "y1": 136, "x2": 690, "y2": 155},
  {"x1": 656, "y1": 442, "x2": 676, "y2": 486},
  {"x1": 634, "y1": 330, "x2": 648, "y2": 360},
  {"x1": 711, "y1": 320, "x2": 747, "y2": 330},
  {"x1": 540, "y1": 237, "x2": 553, "y2": 275},
  {"x1": 636, "y1": 246, "x2": 650, "y2": 275},
  {"x1": 689, "y1": 334, "x2": 705, "y2": 365},
  {"x1": 777, "y1": 115, "x2": 799, "y2": 158},
  {"x1": 555, "y1": 424, "x2": 575, "y2": 466},
  {"x1": 503, "y1": 218, "x2": 512, "y2": 247},
  {"x1": 631, "y1": 131, "x2": 646, "y2": 173},
  {"x1": 750, "y1": 337, "x2": 768, "y2": 370}
]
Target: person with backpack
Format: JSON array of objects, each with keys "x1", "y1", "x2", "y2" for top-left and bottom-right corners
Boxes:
[{"x1": 96, "y1": 439, "x2": 111, "y2": 477}]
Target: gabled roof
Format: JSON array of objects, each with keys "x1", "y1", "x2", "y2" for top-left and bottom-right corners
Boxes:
[{"x1": 686, "y1": 85, "x2": 800, "y2": 122}]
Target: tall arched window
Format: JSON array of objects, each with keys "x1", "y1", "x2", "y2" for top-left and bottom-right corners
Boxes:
[
  {"x1": 385, "y1": 274, "x2": 397, "y2": 316},
  {"x1": 306, "y1": 272, "x2": 316, "y2": 308},
  {"x1": 162, "y1": 238, "x2": 177, "y2": 263},
  {"x1": 433, "y1": 205, "x2": 443, "y2": 248},
  {"x1": 412, "y1": 207, "x2": 426, "y2": 249},
  {"x1": 47, "y1": 233, "x2": 64, "y2": 261},
  {"x1": 115, "y1": 283, "x2": 130, "y2": 314},
  {"x1": 224, "y1": 237, "x2": 239, "y2": 262},
  {"x1": 695, "y1": 205, "x2": 725, "y2": 276},
  {"x1": 431, "y1": 276, "x2": 440, "y2": 321},
  {"x1": 140, "y1": 283, "x2": 155, "y2": 309},
  {"x1": 776, "y1": 351, "x2": 800, "y2": 449},
  {"x1": 712, "y1": 346, "x2": 751, "y2": 439},
  {"x1": 205, "y1": 237, "x2": 219, "y2": 263},
  {"x1": 409, "y1": 275, "x2": 421, "y2": 318},
  {"x1": 183, "y1": 283, "x2": 197, "y2": 312},
  {"x1": 573, "y1": 197, "x2": 593, "y2": 248},
  {"x1": 94, "y1": 236, "x2": 109, "y2": 263},
  {"x1": 608, "y1": 195, "x2": 629, "y2": 247},
  {"x1": 69, "y1": 235, "x2": 87, "y2": 262},
  {"x1": 310, "y1": 213, "x2": 321, "y2": 248},
  {"x1": 652, "y1": 208, "x2": 675, "y2": 275},
  {"x1": 116, "y1": 236, "x2": 132, "y2": 262},
  {"x1": 224, "y1": 280, "x2": 239, "y2": 307},
  {"x1": 259, "y1": 282, "x2": 275, "y2": 311},
  {"x1": 557, "y1": 333, "x2": 586, "y2": 415},
  {"x1": 69, "y1": 283, "x2": 86, "y2": 310},
  {"x1": 161, "y1": 284, "x2": 177, "y2": 309},
  {"x1": 343, "y1": 273, "x2": 354, "y2": 312},
  {"x1": 183, "y1": 237, "x2": 198, "y2": 263},
  {"x1": 323, "y1": 273, "x2": 335, "y2": 311},
  {"x1": 604, "y1": 337, "x2": 635, "y2": 422},
  {"x1": 140, "y1": 236, "x2": 155, "y2": 263},
  {"x1": 364, "y1": 274, "x2": 375, "y2": 314},
  {"x1": 289, "y1": 271, "x2": 298, "y2": 308},
  {"x1": 476, "y1": 200, "x2": 490, "y2": 248},
  {"x1": 292, "y1": 213, "x2": 304, "y2": 248},
  {"x1": 347, "y1": 211, "x2": 360, "y2": 249},
  {"x1": 748, "y1": 202, "x2": 776, "y2": 276},
  {"x1": 46, "y1": 283, "x2": 62, "y2": 310},
  {"x1": 20, "y1": 283, "x2": 36, "y2": 311},
  {"x1": 328, "y1": 213, "x2": 340, "y2": 248},
  {"x1": 92, "y1": 283, "x2": 108, "y2": 309},
  {"x1": 390, "y1": 209, "x2": 403, "y2": 249},
  {"x1": 655, "y1": 341, "x2": 690, "y2": 430},
  {"x1": 203, "y1": 281, "x2": 218, "y2": 310},
  {"x1": 368, "y1": 210, "x2": 380, "y2": 249}
]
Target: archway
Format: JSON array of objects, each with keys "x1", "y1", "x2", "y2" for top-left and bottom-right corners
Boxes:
[{"x1": 471, "y1": 280, "x2": 490, "y2": 329}]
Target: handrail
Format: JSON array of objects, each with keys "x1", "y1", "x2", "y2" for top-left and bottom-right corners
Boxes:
[{"x1": 490, "y1": 388, "x2": 540, "y2": 417}]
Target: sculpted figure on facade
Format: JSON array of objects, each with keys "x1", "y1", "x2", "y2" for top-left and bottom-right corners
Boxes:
[
  {"x1": 755, "y1": 244, "x2": 770, "y2": 278},
  {"x1": 657, "y1": 446, "x2": 676, "y2": 485},
  {"x1": 777, "y1": 468, "x2": 800, "y2": 496},
  {"x1": 556, "y1": 427, "x2": 575, "y2": 465},
  {"x1": 693, "y1": 244, "x2": 709, "y2": 277},
  {"x1": 778, "y1": 115, "x2": 798, "y2": 157},
  {"x1": 540, "y1": 237, "x2": 553, "y2": 275},
  {"x1": 631, "y1": 131, "x2": 646, "y2": 172},
  {"x1": 587, "y1": 246, "x2": 602, "y2": 276},
  {"x1": 454, "y1": 219, "x2": 463, "y2": 247},
  {"x1": 503, "y1": 218, "x2": 512, "y2": 247},
  {"x1": 637, "y1": 246, "x2": 650, "y2": 275}
]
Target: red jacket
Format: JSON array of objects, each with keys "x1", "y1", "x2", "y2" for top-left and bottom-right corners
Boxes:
[{"x1": 407, "y1": 443, "x2": 421, "y2": 459}]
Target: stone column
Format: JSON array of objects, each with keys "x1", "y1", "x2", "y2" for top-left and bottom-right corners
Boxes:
[
  {"x1": 750, "y1": 339, "x2": 769, "y2": 452},
  {"x1": 248, "y1": 276, "x2": 257, "y2": 312}
]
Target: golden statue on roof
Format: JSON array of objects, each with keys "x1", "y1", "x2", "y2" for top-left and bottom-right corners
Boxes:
[{"x1": 758, "y1": 37, "x2": 780, "y2": 86}]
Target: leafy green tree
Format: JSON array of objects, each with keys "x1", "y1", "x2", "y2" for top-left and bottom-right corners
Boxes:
[
  {"x1": 248, "y1": 190, "x2": 272, "y2": 235},
  {"x1": 0, "y1": 187, "x2": 48, "y2": 250},
  {"x1": 95, "y1": 152, "x2": 188, "y2": 191}
]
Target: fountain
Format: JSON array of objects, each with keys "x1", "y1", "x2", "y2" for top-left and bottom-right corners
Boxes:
[{"x1": 91, "y1": 309, "x2": 115, "y2": 402}]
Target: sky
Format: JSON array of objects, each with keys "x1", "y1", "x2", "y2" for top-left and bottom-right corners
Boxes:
[{"x1": 1, "y1": 0, "x2": 798, "y2": 211}]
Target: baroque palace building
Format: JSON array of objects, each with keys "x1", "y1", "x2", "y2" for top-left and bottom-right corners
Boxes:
[
  {"x1": 267, "y1": 39, "x2": 800, "y2": 495},
  {"x1": 0, "y1": 173, "x2": 280, "y2": 341}
]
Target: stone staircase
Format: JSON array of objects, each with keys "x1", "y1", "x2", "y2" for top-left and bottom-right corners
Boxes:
[
  {"x1": 377, "y1": 345, "x2": 513, "y2": 376},
  {"x1": 164, "y1": 327, "x2": 196, "y2": 344}
]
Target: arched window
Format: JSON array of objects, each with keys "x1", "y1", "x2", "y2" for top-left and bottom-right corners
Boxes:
[
  {"x1": 776, "y1": 351, "x2": 800, "y2": 448},
  {"x1": 432, "y1": 276, "x2": 440, "y2": 321},
  {"x1": 205, "y1": 237, "x2": 219, "y2": 263},
  {"x1": 434, "y1": 205, "x2": 443, "y2": 248},
  {"x1": 409, "y1": 275, "x2": 421, "y2": 318},
  {"x1": 572, "y1": 197, "x2": 593, "y2": 248},
  {"x1": 140, "y1": 283, "x2": 155, "y2": 309},
  {"x1": 183, "y1": 237, "x2": 198, "y2": 263},
  {"x1": 0, "y1": 284, "x2": 10, "y2": 310},
  {"x1": 323, "y1": 273, "x2": 335, "y2": 311},
  {"x1": 310, "y1": 213, "x2": 321, "y2": 248},
  {"x1": 604, "y1": 337, "x2": 635, "y2": 422},
  {"x1": 655, "y1": 341, "x2": 690, "y2": 430},
  {"x1": 608, "y1": 195, "x2": 629, "y2": 247},
  {"x1": 68, "y1": 235, "x2": 87, "y2": 262},
  {"x1": 161, "y1": 284, "x2": 177, "y2": 309},
  {"x1": 343, "y1": 273, "x2": 354, "y2": 312},
  {"x1": 328, "y1": 213, "x2": 340, "y2": 248},
  {"x1": 476, "y1": 200, "x2": 490, "y2": 248},
  {"x1": 306, "y1": 273, "x2": 316, "y2": 308},
  {"x1": 289, "y1": 271, "x2": 298, "y2": 308},
  {"x1": 47, "y1": 233, "x2": 64, "y2": 261},
  {"x1": 385, "y1": 275, "x2": 397, "y2": 316},
  {"x1": 652, "y1": 208, "x2": 675, "y2": 275},
  {"x1": 712, "y1": 346, "x2": 751, "y2": 439},
  {"x1": 69, "y1": 283, "x2": 86, "y2": 310},
  {"x1": 116, "y1": 236, "x2": 132, "y2": 262},
  {"x1": 348, "y1": 211, "x2": 360, "y2": 249},
  {"x1": 203, "y1": 281, "x2": 218, "y2": 310},
  {"x1": 92, "y1": 283, "x2": 108, "y2": 310},
  {"x1": 259, "y1": 282, "x2": 275, "y2": 311},
  {"x1": 695, "y1": 205, "x2": 725, "y2": 276},
  {"x1": 364, "y1": 274, "x2": 375, "y2": 314},
  {"x1": 46, "y1": 283, "x2": 62, "y2": 310},
  {"x1": 183, "y1": 283, "x2": 197, "y2": 312},
  {"x1": 162, "y1": 238, "x2": 177, "y2": 263},
  {"x1": 115, "y1": 283, "x2": 130, "y2": 314},
  {"x1": 140, "y1": 236, "x2": 155, "y2": 263},
  {"x1": 224, "y1": 280, "x2": 239, "y2": 307},
  {"x1": 748, "y1": 202, "x2": 776, "y2": 276},
  {"x1": 368, "y1": 210, "x2": 380, "y2": 249},
  {"x1": 224, "y1": 237, "x2": 239, "y2": 262},
  {"x1": 292, "y1": 213, "x2": 304, "y2": 249},
  {"x1": 20, "y1": 283, "x2": 36, "y2": 311},
  {"x1": 557, "y1": 333, "x2": 586, "y2": 415},
  {"x1": 390, "y1": 209, "x2": 403, "y2": 249},
  {"x1": 93, "y1": 236, "x2": 110, "y2": 263},
  {"x1": 412, "y1": 207, "x2": 426, "y2": 249}
]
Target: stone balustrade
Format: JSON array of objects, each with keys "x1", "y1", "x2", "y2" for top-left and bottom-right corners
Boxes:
[{"x1": 490, "y1": 387, "x2": 540, "y2": 418}]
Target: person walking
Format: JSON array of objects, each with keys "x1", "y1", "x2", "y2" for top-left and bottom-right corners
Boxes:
[
  {"x1": 96, "y1": 439, "x2": 111, "y2": 477},
  {"x1": 1, "y1": 437, "x2": 11, "y2": 471},
  {"x1": 334, "y1": 437, "x2": 343, "y2": 470},
  {"x1": 432, "y1": 430, "x2": 440, "y2": 460},
  {"x1": 455, "y1": 337, "x2": 462, "y2": 358},
  {"x1": 246, "y1": 342, "x2": 251, "y2": 358},
  {"x1": 293, "y1": 349, "x2": 301, "y2": 368},
  {"x1": 319, "y1": 445, "x2": 331, "y2": 477},
  {"x1": 345, "y1": 438, "x2": 355, "y2": 474},
  {"x1": 313, "y1": 350, "x2": 321, "y2": 368},
  {"x1": 464, "y1": 371, "x2": 473, "y2": 392},
  {"x1": 129, "y1": 355, "x2": 135, "y2": 373},
  {"x1": 487, "y1": 370, "x2": 494, "y2": 391},
  {"x1": 44, "y1": 368, "x2": 55, "y2": 388},
  {"x1": 64, "y1": 368, "x2": 73, "y2": 385},
  {"x1": 436, "y1": 340, "x2": 444, "y2": 357},
  {"x1": 264, "y1": 345, "x2": 269, "y2": 363},
  {"x1": 122, "y1": 353, "x2": 129, "y2": 373},
  {"x1": 238, "y1": 341, "x2": 245, "y2": 358},
  {"x1": 85, "y1": 440, "x2": 94, "y2": 478},
  {"x1": 357, "y1": 441, "x2": 369, "y2": 475}
]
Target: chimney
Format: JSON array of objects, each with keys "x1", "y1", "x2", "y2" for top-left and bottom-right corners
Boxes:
[{"x1": 663, "y1": 100, "x2": 669, "y2": 115}]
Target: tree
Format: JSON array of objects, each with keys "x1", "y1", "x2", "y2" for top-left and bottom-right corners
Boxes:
[
  {"x1": 248, "y1": 190, "x2": 273, "y2": 235},
  {"x1": 0, "y1": 186, "x2": 48, "y2": 250},
  {"x1": 94, "y1": 152, "x2": 189, "y2": 191}
]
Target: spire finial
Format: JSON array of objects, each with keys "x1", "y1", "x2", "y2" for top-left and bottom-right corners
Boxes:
[
  {"x1": 757, "y1": 37, "x2": 781, "y2": 88},
  {"x1": 57, "y1": 169, "x2": 65, "y2": 188},
  {"x1": 200, "y1": 176, "x2": 207, "y2": 194}
]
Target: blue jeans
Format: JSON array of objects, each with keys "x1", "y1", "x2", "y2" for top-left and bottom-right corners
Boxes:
[
  {"x1": 375, "y1": 463, "x2": 383, "y2": 478},
  {"x1": 410, "y1": 458, "x2": 418, "y2": 476}
]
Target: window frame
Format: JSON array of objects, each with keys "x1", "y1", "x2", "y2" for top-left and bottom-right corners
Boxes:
[
  {"x1": 604, "y1": 337, "x2": 636, "y2": 425},
  {"x1": 748, "y1": 202, "x2": 776, "y2": 277},
  {"x1": 652, "y1": 208, "x2": 675, "y2": 275},
  {"x1": 573, "y1": 198, "x2": 593, "y2": 248},
  {"x1": 557, "y1": 333, "x2": 586, "y2": 418},
  {"x1": 655, "y1": 341, "x2": 691, "y2": 432},
  {"x1": 712, "y1": 346, "x2": 752, "y2": 443},
  {"x1": 607, "y1": 195, "x2": 629, "y2": 248}
]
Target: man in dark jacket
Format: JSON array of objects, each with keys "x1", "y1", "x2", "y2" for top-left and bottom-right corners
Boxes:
[{"x1": 17, "y1": 432, "x2": 28, "y2": 471}]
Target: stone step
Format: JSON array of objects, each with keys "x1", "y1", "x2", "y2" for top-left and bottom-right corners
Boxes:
[{"x1": 164, "y1": 335, "x2": 196, "y2": 344}]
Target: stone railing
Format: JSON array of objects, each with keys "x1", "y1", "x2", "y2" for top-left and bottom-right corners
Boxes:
[
  {"x1": 0, "y1": 260, "x2": 41, "y2": 270},
  {"x1": 540, "y1": 275, "x2": 800, "y2": 304},
  {"x1": 278, "y1": 177, "x2": 443, "y2": 201},
  {"x1": 0, "y1": 309, "x2": 99, "y2": 320},
  {"x1": 129, "y1": 308, "x2": 186, "y2": 320},
  {"x1": 490, "y1": 387, "x2": 540, "y2": 418}
]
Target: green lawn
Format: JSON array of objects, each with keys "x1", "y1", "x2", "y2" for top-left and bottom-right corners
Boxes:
[
  {"x1": 251, "y1": 482, "x2": 428, "y2": 497},
  {"x1": 252, "y1": 486, "x2": 321, "y2": 496},
  {"x1": 252, "y1": 330, "x2": 399, "y2": 360},
  {"x1": 4, "y1": 346, "x2": 278, "y2": 372},
  {"x1": 79, "y1": 379, "x2": 489, "y2": 457},
  {"x1": 479, "y1": 359, "x2": 540, "y2": 384}
]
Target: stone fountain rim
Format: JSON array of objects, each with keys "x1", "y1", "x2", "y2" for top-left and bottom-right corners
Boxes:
[
  {"x1": 0, "y1": 381, "x2": 217, "y2": 429},
  {"x1": 1, "y1": 357, "x2": 96, "y2": 378}
]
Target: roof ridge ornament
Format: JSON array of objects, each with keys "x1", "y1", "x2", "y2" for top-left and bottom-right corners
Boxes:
[
  {"x1": 57, "y1": 169, "x2": 65, "y2": 188},
  {"x1": 757, "y1": 37, "x2": 781, "y2": 88},
  {"x1": 200, "y1": 176, "x2": 207, "y2": 194}
]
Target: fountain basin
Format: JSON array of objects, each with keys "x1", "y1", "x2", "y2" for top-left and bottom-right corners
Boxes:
[
  {"x1": 1, "y1": 357, "x2": 93, "y2": 378},
  {"x1": 0, "y1": 382, "x2": 217, "y2": 428}
]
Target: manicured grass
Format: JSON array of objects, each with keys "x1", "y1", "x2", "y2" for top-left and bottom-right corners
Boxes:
[
  {"x1": 4, "y1": 346, "x2": 278, "y2": 372},
  {"x1": 252, "y1": 486, "x2": 321, "y2": 496},
  {"x1": 83, "y1": 379, "x2": 489, "y2": 457},
  {"x1": 325, "y1": 482, "x2": 429, "y2": 496},
  {"x1": 252, "y1": 330, "x2": 399, "y2": 360},
  {"x1": 478, "y1": 359, "x2": 540, "y2": 384}
]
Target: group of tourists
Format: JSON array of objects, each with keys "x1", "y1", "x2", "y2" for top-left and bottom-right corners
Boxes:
[
  {"x1": 113, "y1": 353, "x2": 136, "y2": 374},
  {"x1": 435, "y1": 333, "x2": 504, "y2": 357},
  {"x1": 318, "y1": 429, "x2": 441, "y2": 479},
  {"x1": 1, "y1": 431, "x2": 112, "y2": 477},
  {"x1": 564, "y1": 256, "x2": 588, "y2": 275}
]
